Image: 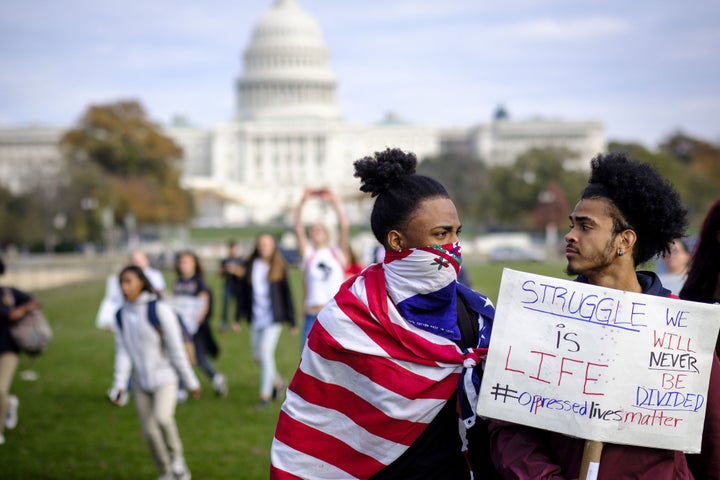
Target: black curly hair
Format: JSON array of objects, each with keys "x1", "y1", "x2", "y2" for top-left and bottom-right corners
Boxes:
[
  {"x1": 581, "y1": 152, "x2": 688, "y2": 266},
  {"x1": 353, "y1": 148, "x2": 449, "y2": 246}
]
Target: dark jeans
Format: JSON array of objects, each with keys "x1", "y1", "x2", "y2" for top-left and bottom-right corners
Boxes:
[
  {"x1": 220, "y1": 284, "x2": 241, "y2": 327},
  {"x1": 193, "y1": 333, "x2": 217, "y2": 381}
]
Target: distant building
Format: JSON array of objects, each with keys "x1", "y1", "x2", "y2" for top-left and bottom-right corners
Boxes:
[
  {"x1": 0, "y1": 0, "x2": 605, "y2": 226},
  {"x1": 0, "y1": 127, "x2": 64, "y2": 194},
  {"x1": 469, "y1": 117, "x2": 605, "y2": 170}
]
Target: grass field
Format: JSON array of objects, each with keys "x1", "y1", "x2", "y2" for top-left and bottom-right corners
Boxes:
[{"x1": 0, "y1": 260, "x2": 566, "y2": 479}]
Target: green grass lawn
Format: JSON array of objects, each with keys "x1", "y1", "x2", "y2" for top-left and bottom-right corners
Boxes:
[{"x1": 0, "y1": 260, "x2": 566, "y2": 479}]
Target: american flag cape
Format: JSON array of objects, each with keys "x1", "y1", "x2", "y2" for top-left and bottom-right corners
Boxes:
[{"x1": 270, "y1": 260, "x2": 493, "y2": 479}]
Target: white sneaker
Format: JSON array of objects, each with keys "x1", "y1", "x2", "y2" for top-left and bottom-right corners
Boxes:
[
  {"x1": 174, "y1": 470, "x2": 191, "y2": 480},
  {"x1": 212, "y1": 373, "x2": 227, "y2": 397},
  {"x1": 4, "y1": 395, "x2": 18, "y2": 430},
  {"x1": 171, "y1": 457, "x2": 191, "y2": 480}
]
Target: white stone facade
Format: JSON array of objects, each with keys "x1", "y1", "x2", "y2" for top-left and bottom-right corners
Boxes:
[
  {"x1": 0, "y1": 127, "x2": 64, "y2": 194},
  {"x1": 471, "y1": 119, "x2": 606, "y2": 170},
  {"x1": 168, "y1": 117, "x2": 440, "y2": 225}
]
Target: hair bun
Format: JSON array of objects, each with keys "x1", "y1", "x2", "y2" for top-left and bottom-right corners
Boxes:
[{"x1": 353, "y1": 148, "x2": 417, "y2": 197}]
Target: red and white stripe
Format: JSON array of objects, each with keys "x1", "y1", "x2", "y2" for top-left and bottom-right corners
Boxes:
[{"x1": 271, "y1": 263, "x2": 472, "y2": 479}]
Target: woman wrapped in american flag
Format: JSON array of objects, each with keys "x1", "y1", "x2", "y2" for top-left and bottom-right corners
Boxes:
[{"x1": 271, "y1": 148, "x2": 497, "y2": 479}]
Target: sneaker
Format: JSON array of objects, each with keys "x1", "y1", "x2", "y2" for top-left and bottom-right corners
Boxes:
[
  {"x1": 171, "y1": 457, "x2": 191, "y2": 480},
  {"x1": 212, "y1": 373, "x2": 227, "y2": 397},
  {"x1": 0, "y1": 433, "x2": 5, "y2": 445},
  {"x1": 256, "y1": 399, "x2": 270, "y2": 410},
  {"x1": 271, "y1": 380, "x2": 286, "y2": 401},
  {"x1": 4, "y1": 395, "x2": 18, "y2": 430}
]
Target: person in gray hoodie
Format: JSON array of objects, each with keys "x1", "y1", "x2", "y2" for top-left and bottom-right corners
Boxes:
[{"x1": 112, "y1": 265, "x2": 200, "y2": 480}]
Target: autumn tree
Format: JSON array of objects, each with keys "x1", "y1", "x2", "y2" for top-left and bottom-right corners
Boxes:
[
  {"x1": 0, "y1": 186, "x2": 45, "y2": 248},
  {"x1": 661, "y1": 131, "x2": 720, "y2": 183},
  {"x1": 417, "y1": 148, "x2": 587, "y2": 232},
  {"x1": 478, "y1": 148, "x2": 586, "y2": 231},
  {"x1": 60, "y1": 100, "x2": 193, "y2": 243},
  {"x1": 608, "y1": 139, "x2": 718, "y2": 225}
]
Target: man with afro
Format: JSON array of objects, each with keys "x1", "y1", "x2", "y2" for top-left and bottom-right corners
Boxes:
[{"x1": 488, "y1": 152, "x2": 720, "y2": 479}]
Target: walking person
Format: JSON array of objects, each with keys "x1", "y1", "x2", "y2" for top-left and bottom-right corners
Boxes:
[
  {"x1": 173, "y1": 251, "x2": 227, "y2": 397},
  {"x1": 488, "y1": 152, "x2": 720, "y2": 479},
  {"x1": 294, "y1": 186, "x2": 349, "y2": 347},
  {"x1": 271, "y1": 148, "x2": 496, "y2": 479},
  {"x1": 218, "y1": 241, "x2": 244, "y2": 332},
  {"x1": 0, "y1": 256, "x2": 41, "y2": 445},
  {"x1": 105, "y1": 249, "x2": 168, "y2": 406},
  {"x1": 111, "y1": 265, "x2": 200, "y2": 480},
  {"x1": 239, "y1": 233, "x2": 297, "y2": 408}
]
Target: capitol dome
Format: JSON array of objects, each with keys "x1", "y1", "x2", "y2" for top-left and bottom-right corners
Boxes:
[{"x1": 236, "y1": 0, "x2": 341, "y2": 120}]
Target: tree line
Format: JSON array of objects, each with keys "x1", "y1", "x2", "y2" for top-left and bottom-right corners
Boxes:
[
  {"x1": 1, "y1": 100, "x2": 718, "y2": 251},
  {"x1": 418, "y1": 137, "x2": 719, "y2": 236},
  {"x1": 1, "y1": 101, "x2": 192, "y2": 251}
]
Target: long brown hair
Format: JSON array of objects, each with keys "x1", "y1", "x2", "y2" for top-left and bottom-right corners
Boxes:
[
  {"x1": 248, "y1": 234, "x2": 287, "y2": 283},
  {"x1": 174, "y1": 250, "x2": 204, "y2": 278}
]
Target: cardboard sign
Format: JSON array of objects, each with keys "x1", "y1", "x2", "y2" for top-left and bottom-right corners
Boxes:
[{"x1": 477, "y1": 269, "x2": 720, "y2": 453}]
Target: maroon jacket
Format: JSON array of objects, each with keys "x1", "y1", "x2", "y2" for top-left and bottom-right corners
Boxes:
[{"x1": 488, "y1": 272, "x2": 720, "y2": 479}]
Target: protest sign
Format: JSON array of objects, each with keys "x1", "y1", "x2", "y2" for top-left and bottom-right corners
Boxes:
[
  {"x1": 165, "y1": 295, "x2": 204, "y2": 335},
  {"x1": 477, "y1": 268, "x2": 720, "y2": 453}
]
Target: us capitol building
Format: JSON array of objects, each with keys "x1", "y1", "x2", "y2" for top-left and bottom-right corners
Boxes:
[{"x1": 0, "y1": 0, "x2": 604, "y2": 226}]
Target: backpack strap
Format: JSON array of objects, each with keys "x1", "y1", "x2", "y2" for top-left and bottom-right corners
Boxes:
[
  {"x1": 148, "y1": 299, "x2": 193, "y2": 342},
  {"x1": 115, "y1": 308, "x2": 123, "y2": 331},
  {"x1": 147, "y1": 299, "x2": 161, "y2": 330},
  {"x1": 116, "y1": 301, "x2": 161, "y2": 332},
  {"x1": 456, "y1": 291, "x2": 479, "y2": 350}
]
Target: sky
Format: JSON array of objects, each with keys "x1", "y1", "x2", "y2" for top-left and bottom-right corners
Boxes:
[{"x1": 1, "y1": 0, "x2": 719, "y2": 148}]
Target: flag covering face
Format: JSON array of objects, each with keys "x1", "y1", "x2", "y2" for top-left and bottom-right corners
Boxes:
[
  {"x1": 270, "y1": 242, "x2": 494, "y2": 479},
  {"x1": 384, "y1": 241, "x2": 463, "y2": 340}
]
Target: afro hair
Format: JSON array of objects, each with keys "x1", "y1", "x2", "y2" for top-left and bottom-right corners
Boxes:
[{"x1": 581, "y1": 152, "x2": 688, "y2": 266}]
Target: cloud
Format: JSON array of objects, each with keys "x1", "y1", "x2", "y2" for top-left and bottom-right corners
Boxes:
[
  {"x1": 491, "y1": 16, "x2": 631, "y2": 42},
  {"x1": 677, "y1": 96, "x2": 720, "y2": 113}
]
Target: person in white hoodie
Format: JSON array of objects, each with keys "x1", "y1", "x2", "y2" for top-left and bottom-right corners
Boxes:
[{"x1": 111, "y1": 265, "x2": 200, "y2": 480}]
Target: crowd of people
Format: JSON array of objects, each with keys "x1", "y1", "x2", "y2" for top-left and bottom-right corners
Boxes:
[{"x1": 1, "y1": 148, "x2": 718, "y2": 480}]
